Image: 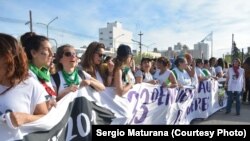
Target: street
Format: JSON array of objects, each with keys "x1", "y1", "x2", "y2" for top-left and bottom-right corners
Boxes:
[{"x1": 192, "y1": 103, "x2": 250, "y2": 125}]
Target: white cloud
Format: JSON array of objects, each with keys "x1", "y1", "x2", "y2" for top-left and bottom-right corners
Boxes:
[{"x1": 1, "y1": 0, "x2": 250, "y2": 58}]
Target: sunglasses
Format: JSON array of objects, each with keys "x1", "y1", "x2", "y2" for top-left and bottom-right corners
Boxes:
[
  {"x1": 96, "y1": 53, "x2": 105, "y2": 58},
  {"x1": 64, "y1": 52, "x2": 76, "y2": 57}
]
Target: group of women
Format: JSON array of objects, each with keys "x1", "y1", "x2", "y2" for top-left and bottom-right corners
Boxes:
[{"x1": 0, "y1": 32, "x2": 248, "y2": 140}]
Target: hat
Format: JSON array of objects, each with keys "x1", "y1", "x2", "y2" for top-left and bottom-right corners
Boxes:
[
  {"x1": 141, "y1": 57, "x2": 152, "y2": 64},
  {"x1": 117, "y1": 44, "x2": 132, "y2": 57}
]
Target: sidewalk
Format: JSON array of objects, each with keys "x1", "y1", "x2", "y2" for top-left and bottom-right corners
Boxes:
[{"x1": 191, "y1": 103, "x2": 250, "y2": 125}]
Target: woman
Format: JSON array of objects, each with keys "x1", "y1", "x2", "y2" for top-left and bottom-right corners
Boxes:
[
  {"x1": 0, "y1": 33, "x2": 48, "y2": 140},
  {"x1": 172, "y1": 57, "x2": 192, "y2": 87},
  {"x1": 225, "y1": 58, "x2": 245, "y2": 116},
  {"x1": 80, "y1": 41, "x2": 112, "y2": 87},
  {"x1": 52, "y1": 44, "x2": 105, "y2": 101},
  {"x1": 215, "y1": 58, "x2": 224, "y2": 78},
  {"x1": 202, "y1": 59, "x2": 212, "y2": 78},
  {"x1": 99, "y1": 55, "x2": 115, "y2": 87},
  {"x1": 80, "y1": 43, "x2": 114, "y2": 124},
  {"x1": 135, "y1": 57, "x2": 157, "y2": 84},
  {"x1": 195, "y1": 59, "x2": 208, "y2": 82},
  {"x1": 22, "y1": 34, "x2": 56, "y2": 109},
  {"x1": 184, "y1": 53, "x2": 196, "y2": 78},
  {"x1": 209, "y1": 57, "x2": 217, "y2": 78},
  {"x1": 113, "y1": 44, "x2": 135, "y2": 96},
  {"x1": 153, "y1": 57, "x2": 178, "y2": 88}
]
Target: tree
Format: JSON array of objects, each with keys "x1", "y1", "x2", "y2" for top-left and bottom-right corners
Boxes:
[{"x1": 231, "y1": 41, "x2": 240, "y2": 62}]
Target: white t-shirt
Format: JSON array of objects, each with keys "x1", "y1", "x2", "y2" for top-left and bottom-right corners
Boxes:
[
  {"x1": 196, "y1": 67, "x2": 206, "y2": 77},
  {"x1": 127, "y1": 69, "x2": 135, "y2": 85},
  {"x1": 215, "y1": 66, "x2": 223, "y2": 76},
  {"x1": 172, "y1": 67, "x2": 192, "y2": 86},
  {"x1": 0, "y1": 77, "x2": 47, "y2": 141},
  {"x1": 227, "y1": 67, "x2": 244, "y2": 92},
  {"x1": 223, "y1": 68, "x2": 228, "y2": 76},
  {"x1": 153, "y1": 69, "x2": 171, "y2": 85},
  {"x1": 51, "y1": 70, "x2": 91, "y2": 96},
  {"x1": 134, "y1": 70, "x2": 153, "y2": 83},
  {"x1": 209, "y1": 67, "x2": 216, "y2": 77},
  {"x1": 95, "y1": 70, "x2": 104, "y2": 83},
  {"x1": 29, "y1": 70, "x2": 55, "y2": 100}
]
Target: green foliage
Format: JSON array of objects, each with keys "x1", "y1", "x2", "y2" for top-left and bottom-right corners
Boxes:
[
  {"x1": 224, "y1": 54, "x2": 231, "y2": 64},
  {"x1": 225, "y1": 51, "x2": 245, "y2": 65}
]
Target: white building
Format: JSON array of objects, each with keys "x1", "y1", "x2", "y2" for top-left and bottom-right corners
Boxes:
[
  {"x1": 192, "y1": 42, "x2": 210, "y2": 59},
  {"x1": 99, "y1": 21, "x2": 132, "y2": 52}
]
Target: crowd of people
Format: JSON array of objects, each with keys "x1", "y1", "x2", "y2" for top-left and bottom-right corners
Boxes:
[{"x1": 0, "y1": 32, "x2": 250, "y2": 139}]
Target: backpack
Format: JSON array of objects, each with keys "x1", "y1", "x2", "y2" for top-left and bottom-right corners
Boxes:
[
  {"x1": 141, "y1": 70, "x2": 145, "y2": 80},
  {"x1": 52, "y1": 70, "x2": 86, "y2": 95}
]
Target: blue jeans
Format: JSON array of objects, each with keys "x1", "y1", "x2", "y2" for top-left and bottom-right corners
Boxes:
[{"x1": 226, "y1": 91, "x2": 241, "y2": 114}]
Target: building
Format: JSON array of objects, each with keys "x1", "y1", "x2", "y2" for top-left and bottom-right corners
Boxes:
[
  {"x1": 192, "y1": 42, "x2": 210, "y2": 59},
  {"x1": 156, "y1": 42, "x2": 210, "y2": 60},
  {"x1": 174, "y1": 42, "x2": 183, "y2": 51},
  {"x1": 99, "y1": 21, "x2": 132, "y2": 52}
]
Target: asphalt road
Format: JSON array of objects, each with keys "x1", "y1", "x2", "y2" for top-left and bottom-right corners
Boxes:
[{"x1": 191, "y1": 103, "x2": 250, "y2": 125}]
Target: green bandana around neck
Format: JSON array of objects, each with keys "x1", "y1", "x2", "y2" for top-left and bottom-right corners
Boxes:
[
  {"x1": 62, "y1": 69, "x2": 80, "y2": 86},
  {"x1": 29, "y1": 63, "x2": 50, "y2": 82}
]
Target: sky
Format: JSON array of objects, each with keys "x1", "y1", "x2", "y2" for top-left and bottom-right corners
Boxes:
[{"x1": 1, "y1": 0, "x2": 250, "y2": 58}]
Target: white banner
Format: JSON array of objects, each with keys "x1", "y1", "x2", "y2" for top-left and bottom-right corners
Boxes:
[
  {"x1": 1, "y1": 79, "x2": 226, "y2": 140},
  {"x1": 91, "y1": 79, "x2": 226, "y2": 125}
]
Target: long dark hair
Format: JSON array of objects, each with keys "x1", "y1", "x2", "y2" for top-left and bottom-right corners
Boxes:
[
  {"x1": 23, "y1": 35, "x2": 49, "y2": 61},
  {"x1": 80, "y1": 41, "x2": 105, "y2": 78}
]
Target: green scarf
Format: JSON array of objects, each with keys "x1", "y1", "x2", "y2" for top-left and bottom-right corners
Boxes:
[
  {"x1": 29, "y1": 63, "x2": 50, "y2": 82},
  {"x1": 202, "y1": 69, "x2": 211, "y2": 77},
  {"x1": 62, "y1": 69, "x2": 80, "y2": 86},
  {"x1": 165, "y1": 78, "x2": 171, "y2": 85}
]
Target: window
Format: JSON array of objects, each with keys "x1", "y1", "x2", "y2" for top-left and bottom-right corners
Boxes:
[
  {"x1": 109, "y1": 37, "x2": 113, "y2": 39},
  {"x1": 109, "y1": 31, "x2": 112, "y2": 33},
  {"x1": 100, "y1": 38, "x2": 103, "y2": 40},
  {"x1": 100, "y1": 32, "x2": 103, "y2": 34}
]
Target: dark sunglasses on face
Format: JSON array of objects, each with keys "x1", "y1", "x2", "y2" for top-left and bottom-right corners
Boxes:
[
  {"x1": 64, "y1": 52, "x2": 76, "y2": 57},
  {"x1": 96, "y1": 53, "x2": 105, "y2": 58}
]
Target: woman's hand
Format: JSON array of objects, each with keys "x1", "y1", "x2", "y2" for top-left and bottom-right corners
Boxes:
[
  {"x1": 80, "y1": 79, "x2": 91, "y2": 87},
  {"x1": 107, "y1": 61, "x2": 114, "y2": 73},
  {"x1": 64, "y1": 85, "x2": 78, "y2": 93}
]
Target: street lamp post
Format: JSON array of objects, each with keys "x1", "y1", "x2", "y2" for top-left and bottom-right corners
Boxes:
[
  {"x1": 37, "y1": 16, "x2": 58, "y2": 38},
  {"x1": 113, "y1": 34, "x2": 124, "y2": 53}
]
